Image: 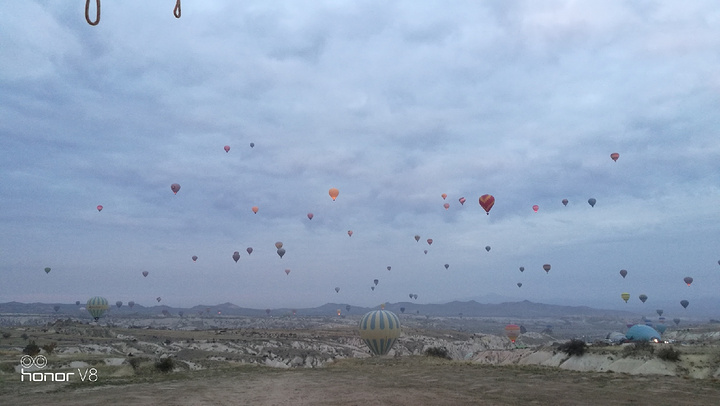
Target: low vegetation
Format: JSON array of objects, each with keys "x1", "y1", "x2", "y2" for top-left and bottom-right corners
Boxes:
[
  {"x1": 22, "y1": 340, "x2": 40, "y2": 357},
  {"x1": 557, "y1": 339, "x2": 588, "y2": 357},
  {"x1": 424, "y1": 346, "x2": 451, "y2": 359},
  {"x1": 622, "y1": 342, "x2": 654, "y2": 358},
  {"x1": 154, "y1": 357, "x2": 175, "y2": 373},
  {"x1": 656, "y1": 346, "x2": 681, "y2": 362}
]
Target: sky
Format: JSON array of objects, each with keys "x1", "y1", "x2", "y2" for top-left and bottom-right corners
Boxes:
[{"x1": 1, "y1": 1, "x2": 719, "y2": 317}]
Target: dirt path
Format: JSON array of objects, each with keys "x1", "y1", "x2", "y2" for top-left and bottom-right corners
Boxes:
[{"x1": 3, "y1": 357, "x2": 720, "y2": 405}]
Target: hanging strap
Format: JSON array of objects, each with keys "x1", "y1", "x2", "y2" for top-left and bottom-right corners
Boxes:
[
  {"x1": 174, "y1": 0, "x2": 181, "y2": 18},
  {"x1": 85, "y1": 0, "x2": 100, "y2": 26}
]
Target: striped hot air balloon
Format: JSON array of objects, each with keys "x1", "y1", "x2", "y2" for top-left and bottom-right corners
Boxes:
[
  {"x1": 505, "y1": 324, "x2": 521, "y2": 343},
  {"x1": 86, "y1": 296, "x2": 109, "y2": 321},
  {"x1": 359, "y1": 308, "x2": 401, "y2": 356}
]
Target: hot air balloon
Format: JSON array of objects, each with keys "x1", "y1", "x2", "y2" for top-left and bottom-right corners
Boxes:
[
  {"x1": 277, "y1": 248, "x2": 285, "y2": 258},
  {"x1": 414, "y1": 235, "x2": 420, "y2": 242},
  {"x1": 683, "y1": 277, "x2": 693, "y2": 286},
  {"x1": 44, "y1": 267, "x2": 51, "y2": 274},
  {"x1": 371, "y1": 286, "x2": 375, "y2": 291},
  {"x1": 285, "y1": 269, "x2": 291, "y2": 275},
  {"x1": 232, "y1": 251, "x2": 240, "y2": 262},
  {"x1": 485, "y1": 246, "x2": 491, "y2": 252},
  {"x1": 116, "y1": 301, "x2": 122, "y2": 308},
  {"x1": 639, "y1": 294, "x2": 648, "y2": 303},
  {"x1": 53, "y1": 305, "x2": 60, "y2": 312},
  {"x1": 156, "y1": 297, "x2": 161, "y2": 302},
  {"x1": 427, "y1": 239, "x2": 433, "y2": 245},
  {"x1": 142, "y1": 271, "x2": 149, "y2": 277},
  {"x1": 252, "y1": 206, "x2": 259, "y2": 214},
  {"x1": 86, "y1": 296, "x2": 109, "y2": 321},
  {"x1": 620, "y1": 269, "x2": 628, "y2": 278},
  {"x1": 517, "y1": 282, "x2": 522, "y2": 288},
  {"x1": 171, "y1": 183, "x2": 181, "y2": 194},
  {"x1": 250, "y1": 142, "x2": 255, "y2": 148},
  {"x1": 413, "y1": 294, "x2": 418, "y2": 300},
  {"x1": 275, "y1": 242, "x2": 283, "y2": 249},
  {"x1": 519, "y1": 267, "x2": 525, "y2": 272},
  {"x1": 307, "y1": 213, "x2": 313, "y2": 220},
  {"x1": 459, "y1": 197, "x2": 466, "y2": 205},
  {"x1": 192, "y1": 255, "x2": 198, "y2": 262},
  {"x1": 409, "y1": 294, "x2": 413, "y2": 299},
  {"x1": 505, "y1": 324, "x2": 521, "y2": 343},
  {"x1": 373, "y1": 279, "x2": 379, "y2": 286},
  {"x1": 588, "y1": 198, "x2": 596, "y2": 207},
  {"x1": 128, "y1": 301, "x2": 135, "y2": 308},
  {"x1": 266, "y1": 309, "x2": 271, "y2": 315},
  {"x1": 543, "y1": 264, "x2": 551, "y2": 273},
  {"x1": 621, "y1": 293, "x2": 630, "y2": 303},
  {"x1": 423, "y1": 250, "x2": 428, "y2": 254},
  {"x1": 610, "y1": 152, "x2": 619, "y2": 162},
  {"x1": 387, "y1": 266, "x2": 391, "y2": 271},
  {"x1": 75, "y1": 300, "x2": 81, "y2": 306},
  {"x1": 479, "y1": 194, "x2": 495, "y2": 215},
  {"x1": 359, "y1": 307, "x2": 401, "y2": 356},
  {"x1": 656, "y1": 309, "x2": 664, "y2": 317},
  {"x1": 329, "y1": 188, "x2": 339, "y2": 201},
  {"x1": 673, "y1": 318, "x2": 681, "y2": 325},
  {"x1": 444, "y1": 264, "x2": 449, "y2": 269},
  {"x1": 246, "y1": 247, "x2": 253, "y2": 255},
  {"x1": 680, "y1": 300, "x2": 689, "y2": 309},
  {"x1": 224, "y1": 145, "x2": 230, "y2": 153},
  {"x1": 97, "y1": 205, "x2": 103, "y2": 212},
  {"x1": 337, "y1": 309, "x2": 342, "y2": 316},
  {"x1": 348, "y1": 230, "x2": 353, "y2": 237},
  {"x1": 532, "y1": 205, "x2": 539, "y2": 213},
  {"x1": 346, "y1": 305, "x2": 351, "y2": 312},
  {"x1": 335, "y1": 287, "x2": 340, "y2": 293},
  {"x1": 441, "y1": 193, "x2": 447, "y2": 200},
  {"x1": 400, "y1": 307, "x2": 405, "y2": 313},
  {"x1": 443, "y1": 203, "x2": 450, "y2": 210},
  {"x1": 561, "y1": 199, "x2": 568, "y2": 206}
]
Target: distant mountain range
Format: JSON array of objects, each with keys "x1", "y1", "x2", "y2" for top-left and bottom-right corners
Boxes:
[{"x1": 0, "y1": 299, "x2": 639, "y2": 319}]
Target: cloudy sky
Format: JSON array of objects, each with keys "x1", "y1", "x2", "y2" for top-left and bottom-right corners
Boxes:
[{"x1": 1, "y1": 1, "x2": 719, "y2": 317}]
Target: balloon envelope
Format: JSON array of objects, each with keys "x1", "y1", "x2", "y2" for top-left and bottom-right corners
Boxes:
[
  {"x1": 680, "y1": 299, "x2": 689, "y2": 309},
  {"x1": 97, "y1": 205, "x2": 103, "y2": 212},
  {"x1": 192, "y1": 255, "x2": 198, "y2": 262},
  {"x1": 285, "y1": 269, "x2": 291, "y2": 275},
  {"x1": 444, "y1": 264, "x2": 449, "y2": 269},
  {"x1": 232, "y1": 251, "x2": 240, "y2": 262},
  {"x1": 171, "y1": 183, "x2": 180, "y2": 194},
  {"x1": 485, "y1": 246, "x2": 491, "y2": 252},
  {"x1": 329, "y1": 188, "x2": 339, "y2": 201},
  {"x1": 543, "y1": 264, "x2": 551, "y2": 273},
  {"x1": 347, "y1": 230, "x2": 353, "y2": 237},
  {"x1": 359, "y1": 310, "x2": 401, "y2": 356},
  {"x1": 427, "y1": 239, "x2": 433, "y2": 245},
  {"x1": 459, "y1": 197, "x2": 466, "y2": 205},
  {"x1": 44, "y1": 267, "x2": 51, "y2": 274},
  {"x1": 275, "y1": 242, "x2": 283, "y2": 249},
  {"x1": 373, "y1": 279, "x2": 379, "y2": 286},
  {"x1": 335, "y1": 287, "x2": 340, "y2": 293},
  {"x1": 532, "y1": 205, "x2": 539, "y2": 212},
  {"x1": 414, "y1": 235, "x2": 420, "y2": 242},
  {"x1": 224, "y1": 145, "x2": 230, "y2": 153},
  {"x1": 252, "y1": 206, "x2": 259, "y2": 214},
  {"x1": 639, "y1": 294, "x2": 648, "y2": 303},
  {"x1": 277, "y1": 248, "x2": 285, "y2": 258},
  {"x1": 621, "y1": 292, "x2": 630, "y2": 303},
  {"x1": 128, "y1": 301, "x2": 134, "y2": 308},
  {"x1": 517, "y1": 282, "x2": 522, "y2": 288},
  {"x1": 86, "y1": 296, "x2": 109, "y2": 321},
  {"x1": 116, "y1": 301, "x2": 122, "y2": 308},
  {"x1": 610, "y1": 152, "x2": 619, "y2": 162},
  {"x1": 519, "y1": 267, "x2": 525, "y2": 272},
  {"x1": 246, "y1": 247, "x2": 253, "y2": 255},
  {"x1": 441, "y1": 193, "x2": 447, "y2": 200},
  {"x1": 443, "y1": 203, "x2": 450, "y2": 210},
  {"x1": 307, "y1": 213, "x2": 313, "y2": 220},
  {"x1": 620, "y1": 269, "x2": 627, "y2": 278},
  {"x1": 683, "y1": 277, "x2": 693, "y2": 286},
  {"x1": 626, "y1": 324, "x2": 661, "y2": 342},
  {"x1": 479, "y1": 194, "x2": 495, "y2": 214},
  {"x1": 505, "y1": 324, "x2": 521, "y2": 343},
  {"x1": 561, "y1": 199, "x2": 568, "y2": 206},
  {"x1": 142, "y1": 271, "x2": 149, "y2": 277},
  {"x1": 250, "y1": 142, "x2": 254, "y2": 148},
  {"x1": 588, "y1": 198, "x2": 596, "y2": 207}
]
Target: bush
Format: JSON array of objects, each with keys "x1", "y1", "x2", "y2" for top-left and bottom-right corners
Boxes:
[
  {"x1": 23, "y1": 340, "x2": 40, "y2": 356},
  {"x1": 154, "y1": 357, "x2": 174, "y2": 373},
  {"x1": 622, "y1": 341, "x2": 655, "y2": 358},
  {"x1": 656, "y1": 346, "x2": 681, "y2": 362},
  {"x1": 20, "y1": 333, "x2": 29, "y2": 340},
  {"x1": 424, "y1": 346, "x2": 451, "y2": 359},
  {"x1": 1, "y1": 332, "x2": 11, "y2": 339},
  {"x1": 42, "y1": 342, "x2": 57, "y2": 355},
  {"x1": 557, "y1": 339, "x2": 588, "y2": 357}
]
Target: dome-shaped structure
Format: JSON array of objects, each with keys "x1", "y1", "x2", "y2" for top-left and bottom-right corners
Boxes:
[
  {"x1": 359, "y1": 309, "x2": 401, "y2": 356},
  {"x1": 625, "y1": 324, "x2": 661, "y2": 342},
  {"x1": 86, "y1": 296, "x2": 109, "y2": 321}
]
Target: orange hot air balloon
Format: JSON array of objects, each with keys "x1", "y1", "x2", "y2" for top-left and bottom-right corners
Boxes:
[
  {"x1": 251, "y1": 206, "x2": 259, "y2": 214},
  {"x1": 427, "y1": 239, "x2": 433, "y2": 245},
  {"x1": 459, "y1": 197, "x2": 466, "y2": 205},
  {"x1": 171, "y1": 183, "x2": 181, "y2": 194},
  {"x1": 307, "y1": 213, "x2": 314, "y2": 220},
  {"x1": 96, "y1": 205, "x2": 103, "y2": 212},
  {"x1": 532, "y1": 205, "x2": 539, "y2": 213},
  {"x1": 275, "y1": 242, "x2": 283, "y2": 249},
  {"x1": 224, "y1": 145, "x2": 230, "y2": 153},
  {"x1": 479, "y1": 194, "x2": 495, "y2": 215},
  {"x1": 441, "y1": 193, "x2": 447, "y2": 200},
  {"x1": 610, "y1": 152, "x2": 619, "y2": 162},
  {"x1": 329, "y1": 188, "x2": 339, "y2": 201},
  {"x1": 543, "y1": 264, "x2": 551, "y2": 273},
  {"x1": 347, "y1": 230, "x2": 353, "y2": 237},
  {"x1": 443, "y1": 203, "x2": 450, "y2": 210},
  {"x1": 505, "y1": 324, "x2": 521, "y2": 343}
]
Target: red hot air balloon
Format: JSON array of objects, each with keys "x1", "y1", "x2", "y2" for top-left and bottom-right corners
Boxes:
[
  {"x1": 307, "y1": 213, "x2": 314, "y2": 220},
  {"x1": 443, "y1": 203, "x2": 450, "y2": 210},
  {"x1": 427, "y1": 239, "x2": 433, "y2": 245},
  {"x1": 142, "y1": 271, "x2": 149, "y2": 277},
  {"x1": 620, "y1": 269, "x2": 628, "y2": 278},
  {"x1": 192, "y1": 255, "x2": 198, "y2": 262},
  {"x1": 479, "y1": 194, "x2": 495, "y2": 215},
  {"x1": 683, "y1": 277, "x2": 693, "y2": 286},
  {"x1": 610, "y1": 152, "x2": 619, "y2": 162},
  {"x1": 543, "y1": 264, "x2": 551, "y2": 273},
  {"x1": 224, "y1": 145, "x2": 230, "y2": 153},
  {"x1": 441, "y1": 193, "x2": 447, "y2": 200},
  {"x1": 97, "y1": 205, "x2": 103, "y2": 212},
  {"x1": 329, "y1": 188, "x2": 339, "y2": 201},
  {"x1": 459, "y1": 197, "x2": 466, "y2": 205},
  {"x1": 532, "y1": 205, "x2": 539, "y2": 213},
  {"x1": 562, "y1": 199, "x2": 568, "y2": 206},
  {"x1": 171, "y1": 183, "x2": 181, "y2": 194},
  {"x1": 232, "y1": 251, "x2": 240, "y2": 262}
]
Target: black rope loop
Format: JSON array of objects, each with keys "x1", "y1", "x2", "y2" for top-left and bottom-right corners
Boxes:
[
  {"x1": 85, "y1": 0, "x2": 100, "y2": 26},
  {"x1": 174, "y1": 0, "x2": 181, "y2": 18}
]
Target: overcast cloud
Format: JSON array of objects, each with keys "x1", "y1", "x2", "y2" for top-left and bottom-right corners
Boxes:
[{"x1": 1, "y1": 1, "x2": 719, "y2": 318}]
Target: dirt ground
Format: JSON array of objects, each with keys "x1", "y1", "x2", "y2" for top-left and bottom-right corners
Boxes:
[{"x1": 3, "y1": 356, "x2": 720, "y2": 406}]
